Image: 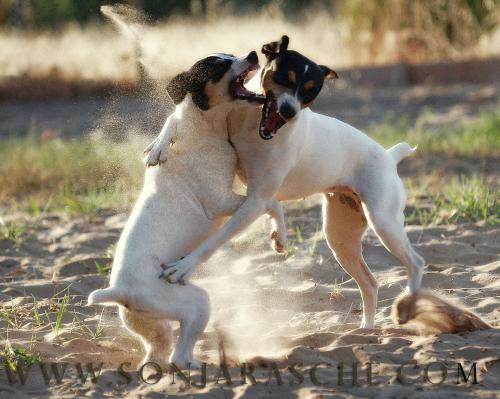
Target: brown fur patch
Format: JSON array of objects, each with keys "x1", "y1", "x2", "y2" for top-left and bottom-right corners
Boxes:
[
  {"x1": 262, "y1": 67, "x2": 294, "y2": 97},
  {"x1": 288, "y1": 70, "x2": 297, "y2": 83},
  {"x1": 339, "y1": 194, "x2": 361, "y2": 212},
  {"x1": 392, "y1": 290, "x2": 492, "y2": 335},
  {"x1": 329, "y1": 185, "x2": 356, "y2": 194},
  {"x1": 304, "y1": 80, "x2": 315, "y2": 90}
]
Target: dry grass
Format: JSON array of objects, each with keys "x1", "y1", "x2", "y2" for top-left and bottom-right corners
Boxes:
[
  {"x1": 1, "y1": 9, "x2": 499, "y2": 85},
  {"x1": 0, "y1": 14, "x2": 350, "y2": 83},
  {"x1": 340, "y1": 0, "x2": 500, "y2": 64},
  {"x1": 0, "y1": 133, "x2": 146, "y2": 212}
]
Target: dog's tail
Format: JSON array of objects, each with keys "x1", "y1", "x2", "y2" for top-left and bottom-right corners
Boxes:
[
  {"x1": 387, "y1": 142, "x2": 416, "y2": 164},
  {"x1": 392, "y1": 290, "x2": 493, "y2": 335},
  {"x1": 87, "y1": 287, "x2": 126, "y2": 307}
]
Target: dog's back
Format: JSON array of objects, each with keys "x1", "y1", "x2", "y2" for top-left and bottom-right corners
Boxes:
[{"x1": 90, "y1": 98, "x2": 236, "y2": 305}]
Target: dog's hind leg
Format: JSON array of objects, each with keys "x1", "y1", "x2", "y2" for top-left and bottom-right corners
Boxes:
[
  {"x1": 362, "y1": 178, "x2": 425, "y2": 294},
  {"x1": 119, "y1": 307, "x2": 173, "y2": 368},
  {"x1": 167, "y1": 287, "x2": 210, "y2": 368},
  {"x1": 123, "y1": 283, "x2": 210, "y2": 368},
  {"x1": 322, "y1": 192, "x2": 378, "y2": 328}
]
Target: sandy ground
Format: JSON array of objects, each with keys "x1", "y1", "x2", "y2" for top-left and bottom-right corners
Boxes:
[
  {"x1": 0, "y1": 197, "x2": 498, "y2": 398},
  {"x1": 1, "y1": 81, "x2": 499, "y2": 397}
]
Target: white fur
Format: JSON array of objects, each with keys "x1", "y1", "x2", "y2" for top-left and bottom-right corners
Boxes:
[
  {"x1": 88, "y1": 71, "x2": 286, "y2": 367},
  {"x1": 157, "y1": 71, "x2": 425, "y2": 330}
]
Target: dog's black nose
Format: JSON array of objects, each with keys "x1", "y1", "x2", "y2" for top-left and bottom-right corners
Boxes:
[
  {"x1": 246, "y1": 51, "x2": 258, "y2": 64},
  {"x1": 279, "y1": 103, "x2": 296, "y2": 120}
]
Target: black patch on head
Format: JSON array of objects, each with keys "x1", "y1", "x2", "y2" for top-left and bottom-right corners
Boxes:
[
  {"x1": 167, "y1": 55, "x2": 234, "y2": 110},
  {"x1": 273, "y1": 51, "x2": 330, "y2": 104},
  {"x1": 261, "y1": 35, "x2": 338, "y2": 106}
]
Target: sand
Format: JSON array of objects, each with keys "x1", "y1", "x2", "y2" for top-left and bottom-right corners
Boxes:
[{"x1": 0, "y1": 197, "x2": 498, "y2": 398}]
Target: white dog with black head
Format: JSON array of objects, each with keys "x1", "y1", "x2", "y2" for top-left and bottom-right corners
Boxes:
[
  {"x1": 88, "y1": 51, "x2": 286, "y2": 367},
  {"x1": 156, "y1": 36, "x2": 425, "y2": 330}
]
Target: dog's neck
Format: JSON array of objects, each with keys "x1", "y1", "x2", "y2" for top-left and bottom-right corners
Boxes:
[{"x1": 174, "y1": 95, "x2": 231, "y2": 138}]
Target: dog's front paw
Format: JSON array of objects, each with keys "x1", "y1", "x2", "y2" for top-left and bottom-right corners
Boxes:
[
  {"x1": 144, "y1": 137, "x2": 169, "y2": 167},
  {"x1": 159, "y1": 256, "x2": 200, "y2": 285}
]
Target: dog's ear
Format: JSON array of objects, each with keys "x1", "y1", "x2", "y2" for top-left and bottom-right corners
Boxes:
[
  {"x1": 167, "y1": 70, "x2": 210, "y2": 110},
  {"x1": 262, "y1": 40, "x2": 280, "y2": 60},
  {"x1": 278, "y1": 35, "x2": 289, "y2": 52},
  {"x1": 262, "y1": 35, "x2": 290, "y2": 61},
  {"x1": 190, "y1": 87, "x2": 210, "y2": 111},
  {"x1": 320, "y1": 65, "x2": 338, "y2": 80},
  {"x1": 167, "y1": 71, "x2": 192, "y2": 105}
]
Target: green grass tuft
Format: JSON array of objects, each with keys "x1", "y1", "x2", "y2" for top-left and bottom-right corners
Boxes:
[
  {"x1": 408, "y1": 175, "x2": 499, "y2": 225},
  {"x1": 369, "y1": 110, "x2": 500, "y2": 157},
  {"x1": 0, "y1": 220, "x2": 26, "y2": 247},
  {"x1": 94, "y1": 260, "x2": 112, "y2": 275},
  {"x1": 1, "y1": 345, "x2": 43, "y2": 371}
]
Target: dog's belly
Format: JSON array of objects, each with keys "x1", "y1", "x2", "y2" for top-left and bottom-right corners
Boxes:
[
  {"x1": 274, "y1": 148, "x2": 349, "y2": 201},
  {"x1": 274, "y1": 114, "x2": 380, "y2": 200},
  {"x1": 275, "y1": 169, "x2": 344, "y2": 200}
]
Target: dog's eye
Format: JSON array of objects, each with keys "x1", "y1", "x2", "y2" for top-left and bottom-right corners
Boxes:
[
  {"x1": 272, "y1": 73, "x2": 295, "y2": 88},
  {"x1": 303, "y1": 80, "x2": 315, "y2": 91}
]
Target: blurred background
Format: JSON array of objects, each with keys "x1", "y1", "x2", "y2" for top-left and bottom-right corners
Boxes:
[
  {"x1": 0, "y1": 0, "x2": 498, "y2": 218},
  {"x1": 0, "y1": 3, "x2": 499, "y2": 385},
  {"x1": 1, "y1": 0, "x2": 499, "y2": 133}
]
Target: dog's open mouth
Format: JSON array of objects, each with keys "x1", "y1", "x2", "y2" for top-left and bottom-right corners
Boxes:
[
  {"x1": 230, "y1": 64, "x2": 265, "y2": 103},
  {"x1": 259, "y1": 91, "x2": 286, "y2": 140}
]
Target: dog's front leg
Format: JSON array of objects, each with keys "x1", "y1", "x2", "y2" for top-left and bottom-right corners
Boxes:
[
  {"x1": 160, "y1": 195, "x2": 278, "y2": 284},
  {"x1": 203, "y1": 193, "x2": 246, "y2": 220},
  {"x1": 205, "y1": 194, "x2": 286, "y2": 252},
  {"x1": 267, "y1": 200, "x2": 286, "y2": 253},
  {"x1": 144, "y1": 115, "x2": 178, "y2": 167}
]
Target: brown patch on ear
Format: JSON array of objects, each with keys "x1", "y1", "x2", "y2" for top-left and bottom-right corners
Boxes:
[
  {"x1": 320, "y1": 65, "x2": 338, "y2": 80},
  {"x1": 327, "y1": 70, "x2": 339, "y2": 79},
  {"x1": 288, "y1": 70, "x2": 296, "y2": 83},
  {"x1": 304, "y1": 80, "x2": 315, "y2": 90}
]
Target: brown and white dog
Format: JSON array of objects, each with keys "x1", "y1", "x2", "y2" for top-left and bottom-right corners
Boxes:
[
  {"x1": 88, "y1": 51, "x2": 286, "y2": 367},
  {"x1": 154, "y1": 36, "x2": 426, "y2": 329}
]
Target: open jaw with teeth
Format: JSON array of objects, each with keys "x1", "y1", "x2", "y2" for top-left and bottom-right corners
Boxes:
[
  {"x1": 230, "y1": 64, "x2": 265, "y2": 103},
  {"x1": 259, "y1": 91, "x2": 286, "y2": 140}
]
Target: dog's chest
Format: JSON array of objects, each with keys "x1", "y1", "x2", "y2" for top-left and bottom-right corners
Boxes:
[{"x1": 163, "y1": 133, "x2": 237, "y2": 191}]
